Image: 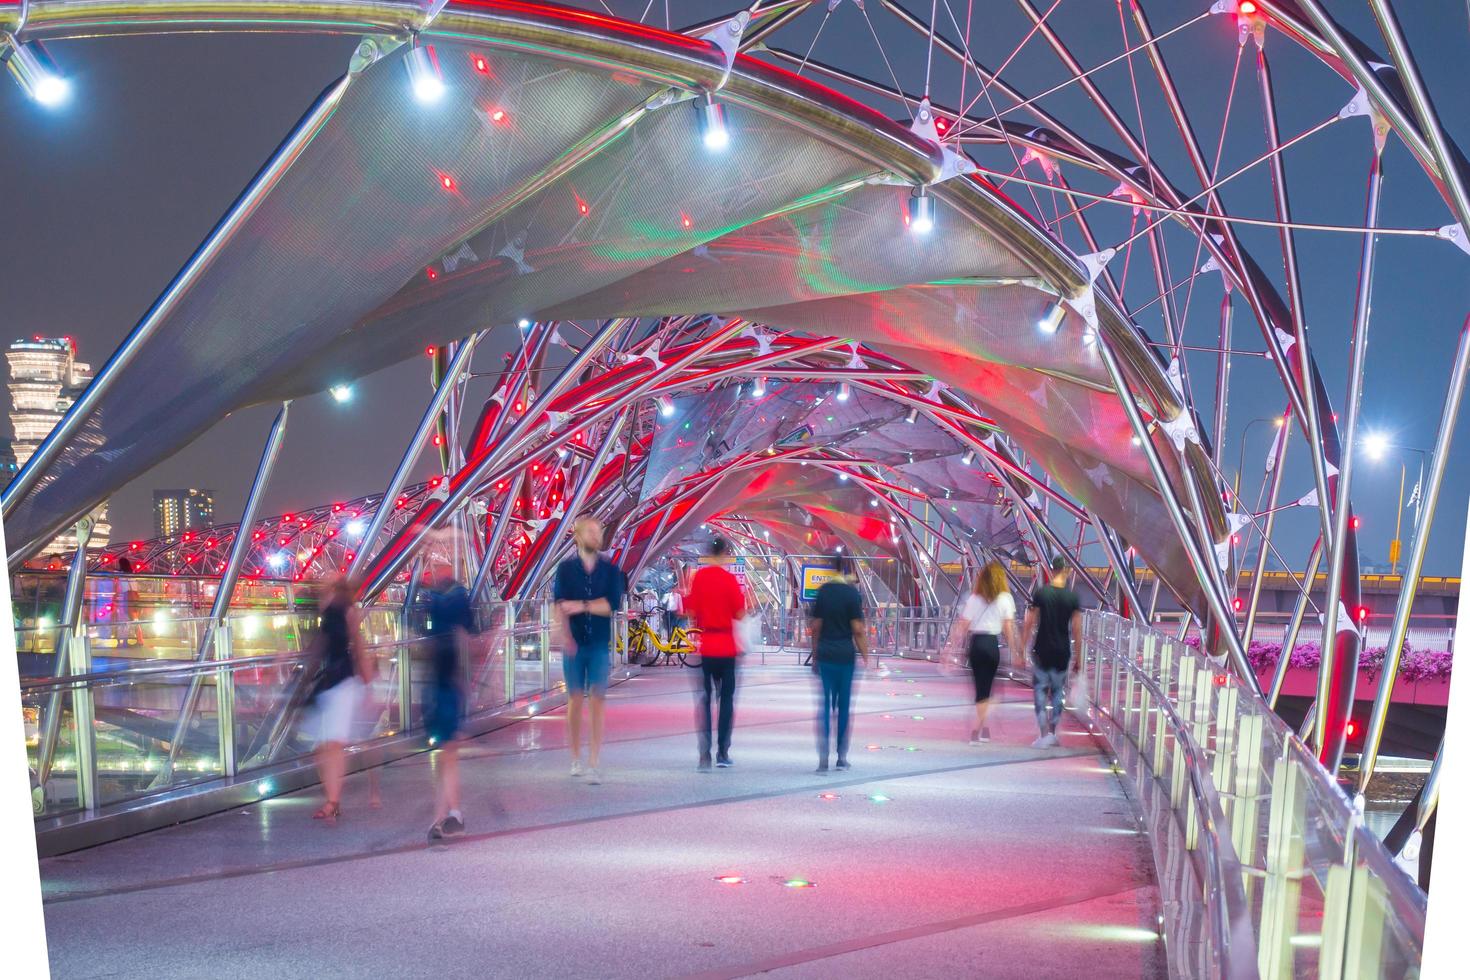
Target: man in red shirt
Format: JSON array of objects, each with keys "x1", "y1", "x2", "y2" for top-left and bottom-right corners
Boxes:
[{"x1": 684, "y1": 538, "x2": 747, "y2": 770}]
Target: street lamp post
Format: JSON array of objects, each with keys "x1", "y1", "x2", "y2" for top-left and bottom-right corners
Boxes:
[
  {"x1": 1362, "y1": 432, "x2": 1431, "y2": 575},
  {"x1": 1235, "y1": 414, "x2": 1287, "y2": 500}
]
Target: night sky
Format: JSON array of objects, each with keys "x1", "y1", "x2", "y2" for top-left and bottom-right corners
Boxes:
[{"x1": 2, "y1": 1, "x2": 1467, "y2": 573}]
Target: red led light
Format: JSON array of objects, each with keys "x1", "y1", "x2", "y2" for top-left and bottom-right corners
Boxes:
[
  {"x1": 429, "y1": 477, "x2": 442, "y2": 489},
  {"x1": 426, "y1": 346, "x2": 437, "y2": 357},
  {"x1": 1346, "y1": 721, "x2": 1357, "y2": 737},
  {"x1": 396, "y1": 497, "x2": 408, "y2": 509},
  {"x1": 206, "y1": 539, "x2": 217, "y2": 548},
  {"x1": 715, "y1": 875, "x2": 744, "y2": 885},
  {"x1": 471, "y1": 53, "x2": 491, "y2": 74},
  {"x1": 1238, "y1": 0, "x2": 1258, "y2": 14},
  {"x1": 253, "y1": 531, "x2": 264, "y2": 540},
  {"x1": 513, "y1": 401, "x2": 524, "y2": 413},
  {"x1": 935, "y1": 117, "x2": 948, "y2": 132},
  {"x1": 283, "y1": 514, "x2": 294, "y2": 523},
  {"x1": 1232, "y1": 597, "x2": 1243, "y2": 612},
  {"x1": 279, "y1": 537, "x2": 290, "y2": 546},
  {"x1": 182, "y1": 532, "x2": 194, "y2": 542},
  {"x1": 680, "y1": 213, "x2": 693, "y2": 229},
  {"x1": 489, "y1": 108, "x2": 507, "y2": 124},
  {"x1": 332, "y1": 503, "x2": 343, "y2": 512},
  {"x1": 426, "y1": 267, "x2": 439, "y2": 281},
  {"x1": 1214, "y1": 674, "x2": 1229, "y2": 687},
  {"x1": 345, "y1": 552, "x2": 355, "y2": 562},
  {"x1": 1356, "y1": 606, "x2": 1370, "y2": 623},
  {"x1": 432, "y1": 434, "x2": 444, "y2": 446},
  {"x1": 439, "y1": 173, "x2": 457, "y2": 192},
  {"x1": 130, "y1": 542, "x2": 141, "y2": 551},
  {"x1": 1350, "y1": 515, "x2": 1362, "y2": 530}
]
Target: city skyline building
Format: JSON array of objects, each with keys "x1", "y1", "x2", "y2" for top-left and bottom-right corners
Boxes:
[
  {"x1": 5, "y1": 336, "x2": 108, "y2": 554},
  {"x1": 153, "y1": 488, "x2": 215, "y2": 540}
]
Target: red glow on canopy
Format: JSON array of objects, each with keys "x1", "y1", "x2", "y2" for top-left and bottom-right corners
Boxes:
[
  {"x1": 438, "y1": 173, "x2": 457, "y2": 192},
  {"x1": 489, "y1": 107, "x2": 508, "y2": 124},
  {"x1": 470, "y1": 53, "x2": 491, "y2": 74}
]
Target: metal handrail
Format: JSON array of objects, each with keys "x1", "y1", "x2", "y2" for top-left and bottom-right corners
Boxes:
[
  {"x1": 1096, "y1": 638, "x2": 1258, "y2": 980},
  {"x1": 19, "y1": 650, "x2": 311, "y2": 692}
]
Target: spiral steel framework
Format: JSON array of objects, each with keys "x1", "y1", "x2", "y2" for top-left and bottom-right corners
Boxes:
[{"x1": 4, "y1": 0, "x2": 1469, "y2": 791}]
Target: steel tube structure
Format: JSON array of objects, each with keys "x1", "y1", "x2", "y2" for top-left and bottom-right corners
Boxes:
[
  {"x1": 1315, "y1": 148, "x2": 1383, "y2": 766},
  {"x1": 1, "y1": 71, "x2": 351, "y2": 536},
  {"x1": 350, "y1": 335, "x2": 481, "y2": 581},
  {"x1": 156, "y1": 401, "x2": 291, "y2": 786},
  {"x1": 1356, "y1": 316, "x2": 1470, "y2": 791}
]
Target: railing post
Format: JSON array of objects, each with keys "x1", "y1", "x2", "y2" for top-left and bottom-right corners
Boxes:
[
  {"x1": 540, "y1": 601, "x2": 552, "y2": 691},
  {"x1": 71, "y1": 634, "x2": 97, "y2": 813},
  {"x1": 1153, "y1": 641, "x2": 1174, "y2": 772},
  {"x1": 1259, "y1": 754, "x2": 1304, "y2": 980},
  {"x1": 215, "y1": 625, "x2": 237, "y2": 778},
  {"x1": 504, "y1": 602, "x2": 517, "y2": 700}
]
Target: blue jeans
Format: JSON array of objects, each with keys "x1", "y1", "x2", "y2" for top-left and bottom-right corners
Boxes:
[
  {"x1": 1033, "y1": 667, "x2": 1067, "y2": 734},
  {"x1": 815, "y1": 660, "x2": 855, "y2": 764}
]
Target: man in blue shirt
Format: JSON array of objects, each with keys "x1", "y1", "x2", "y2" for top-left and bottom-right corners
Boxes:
[{"x1": 553, "y1": 513, "x2": 625, "y2": 784}]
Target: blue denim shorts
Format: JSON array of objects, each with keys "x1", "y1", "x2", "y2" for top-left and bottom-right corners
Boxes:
[{"x1": 564, "y1": 645, "x2": 611, "y2": 696}]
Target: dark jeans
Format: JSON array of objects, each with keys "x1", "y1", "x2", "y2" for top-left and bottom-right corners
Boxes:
[
  {"x1": 815, "y1": 660, "x2": 855, "y2": 764},
  {"x1": 698, "y1": 657, "x2": 738, "y2": 757}
]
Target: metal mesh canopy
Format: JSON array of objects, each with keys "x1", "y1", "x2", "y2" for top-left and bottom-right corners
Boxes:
[{"x1": 5, "y1": 7, "x2": 1203, "y2": 594}]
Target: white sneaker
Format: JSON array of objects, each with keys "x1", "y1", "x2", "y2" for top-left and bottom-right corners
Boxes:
[
  {"x1": 586, "y1": 767, "x2": 603, "y2": 785},
  {"x1": 1031, "y1": 735, "x2": 1050, "y2": 748},
  {"x1": 570, "y1": 760, "x2": 584, "y2": 777},
  {"x1": 1042, "y1": 733, "x2": 1060, "y2": 748}
]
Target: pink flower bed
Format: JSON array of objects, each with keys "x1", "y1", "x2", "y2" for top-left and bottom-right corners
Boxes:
[{"x1": 1183, "y1": 637, "x2": 1453, "y2": 682}]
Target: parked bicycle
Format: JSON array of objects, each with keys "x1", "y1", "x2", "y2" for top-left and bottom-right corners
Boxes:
[{"x1": 620, "y1": 616, "x2": 701, "y2": 667}]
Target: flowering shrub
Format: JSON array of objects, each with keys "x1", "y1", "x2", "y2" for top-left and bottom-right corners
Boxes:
[{"x1": 1186, "y1": 636, "x2": 1454, "y2": 682}]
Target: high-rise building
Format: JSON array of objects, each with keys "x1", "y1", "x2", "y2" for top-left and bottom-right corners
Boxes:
[
  {"x1": 6, "y1": 336, "x2": 110, "y2": 554},
  {"x1": 153, "y1": 488, "x2": 215, "y2": 540}
]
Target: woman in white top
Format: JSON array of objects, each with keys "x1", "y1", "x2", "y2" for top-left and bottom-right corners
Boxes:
[{"x1": 954, "y1": 561, "x2": 1019, "y2": 744}]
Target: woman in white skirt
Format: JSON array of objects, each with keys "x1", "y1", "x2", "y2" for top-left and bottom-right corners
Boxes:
[
  {"x1": 306, "y1": 574, "x2": 370, "y2": 824},
  {"x1": 953, "y1": 561, "x2": 1019, "y2": 744}
]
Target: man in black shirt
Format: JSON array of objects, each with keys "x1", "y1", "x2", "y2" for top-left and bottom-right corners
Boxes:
[
  {"x1": 808, "y1": 554, "x2": 870, "y2": 772},
  {"x1": 553, "y1": 514, "x2": 625, "y2": 784},
  {"x1": 1023, "y1": 557, "x2": 1082, "y2": 748}
]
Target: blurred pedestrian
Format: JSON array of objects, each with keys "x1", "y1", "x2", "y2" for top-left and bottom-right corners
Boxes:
[
  {"x1": 952, "y1": 561, "x2": 1019, "y2": 744},
  {"x1": 808, "y1": 553, "x2": 869, "y2": 772},
  {"x1": 425, "y1": 555, "x2": 477, "y2": 840},
  {"x1": 684, "y1": 538, "x2": 746, "y2": 770},
  {"x1": 306, "y1": 574, "x2": 370, "y2": 824},
  {"x1": 1022, "y1": 557, "x2": 1082, "y2": 748},
  {"x1": 553, "y1": 514, "x2": 625, "y2": 784}
]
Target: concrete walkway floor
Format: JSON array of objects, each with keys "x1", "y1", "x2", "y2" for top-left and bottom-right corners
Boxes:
[{"x1": 41, "y1": 661, "x2": 1167, "y2": 979}]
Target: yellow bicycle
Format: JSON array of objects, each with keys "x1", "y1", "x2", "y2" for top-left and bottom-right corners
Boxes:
[{"x1": 620, "y1": 617, "x2": 701, "y2": 667}]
